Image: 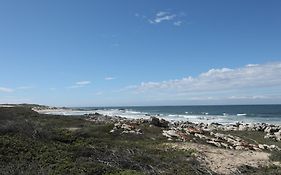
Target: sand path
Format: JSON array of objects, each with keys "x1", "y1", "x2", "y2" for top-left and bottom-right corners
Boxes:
[{"x1": 166, "y1": 142, "x2": 273, "y2": 174}]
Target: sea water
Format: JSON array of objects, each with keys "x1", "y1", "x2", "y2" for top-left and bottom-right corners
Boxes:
[{"x1": 66, "y1": 105, "x2": 281, "y2": 125}]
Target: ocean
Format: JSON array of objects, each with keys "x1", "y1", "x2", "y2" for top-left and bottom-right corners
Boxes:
[{"x1": 56, "y1": 105, "x2": 281, "y2": 125}]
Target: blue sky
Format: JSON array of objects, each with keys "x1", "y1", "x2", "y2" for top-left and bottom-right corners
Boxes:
[{"x1": 1, "y1": 0, "x2": 281, "y2": 106}]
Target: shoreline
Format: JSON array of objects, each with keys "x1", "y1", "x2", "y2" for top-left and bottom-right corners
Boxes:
[
  {"x1": 33, "y1": 107, "x2": 281, "y2": 125},
  {"x1": 34, "y1": 107, "x2": 281, "y2": 150}
]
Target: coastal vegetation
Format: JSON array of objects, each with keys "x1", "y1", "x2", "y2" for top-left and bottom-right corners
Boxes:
[
  {"x1": 1, "y1": 106, "x2": 281, "y2": 174},
  {"x1": 0, "y1": 106, "x2": 209, "y2": 175}
]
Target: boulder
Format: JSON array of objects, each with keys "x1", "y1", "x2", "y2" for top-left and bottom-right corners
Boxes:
[
  {"x1": 258, "y1": 144, "x2": 266, "y2": 150},
  {"x1": 150, "y1": 117, "x2": 169, "y2": 128},
  {"x1": 121, "y1": 123, "x2": 134, "y2": 131},
  {"x1": 194, "y1": 133, "x2": 209, "y2": 140},
  {"x1": 235, "y1": 146, "x2": 244, "y2": 150},
  {"x1": 238, "y1": 124, "x2": 247, "y2": 131},
  {"x1": 221, "y1": 142, "x2": 229, "y2": 148},
  {"x1": 207, "y1": 140, "x2": 221, "y2": 147},
  {"x1": 162, "y1": 130, "x2": 180, "y2": 138},
  {"x1": 269, "y1": 145, "x2": 277, "y2": 150}
]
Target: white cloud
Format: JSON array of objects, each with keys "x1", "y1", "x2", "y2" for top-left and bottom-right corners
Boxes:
[
  {"x1": 143, "y1": 11, "x2": 185, "y2": 26},
  {"x1": 0, "y1": 87, "x2": 13, "y2": 93},
  {"x1": 149, "y1": 11, "x2": 176, "y2": 24},
  {"x1": 68, "y1": 81, "x2": 91, "y2": 89},
  {"x1": 135, "y1": 10, "x2": 186, "y2": 26},
  {"x1": 76, "y1": 81, "x2": 91, "y2": 85},
  {"x1": 156, "y1": 11, "x2": 169, "y2": 17},
  {"x1": 155, "y1": 15, "x2": 176, "y2": 23},
  {"x1": 173, "y1": 21, "x2": 183, "y2": 26},
  {"x1": 105, "y1": 77, "x2": 115, "y2": 80},
  {"x1": 127, "y1": 62, "x2": 281, "y2": 102}
]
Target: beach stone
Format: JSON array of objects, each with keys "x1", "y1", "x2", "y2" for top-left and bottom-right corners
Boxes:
[
  {"x1": 238, "y1": 124, "x2": 247, "y2": 131},
  {"x1": 253, "y1": 147, "x2": 261, "y2": 151},
  {"x1": 247, "y1": 123, "x2": 255, "y2": 130},
  {"x1": 269, "y1": 145, "x2": 277, "y2": 150},
  {"x1": 213, "y1": 133, "x2": 225, "y2": 139},
  {"x1": 224, "y1": 126, "x2": 237, "y2": 131},
  {"x1": 221, "y1": 142, "x2": 229, "y2": 148},
  {"x1": 162, "y1": 130, "x2": 180, "y2": 138},
  {"x1": 235, "y1": 146, "x2": 244, "y2": 150},
  {"x1": 264, "y1": 133, "x2": 275, "y2": 139},
  {"x1": 194, "y1": 133, "x2": 208, "y2": 140},
  {"x1": 150, "y1": 117, "x2": 169, "y2": 128},
  {"x1": 207, "y1": 140, "x2": 221, "y2": 147},
  {"x1": 258, "y1": 144, "x2": 265, "y2": 149},
  {"x1": 114, "y1": 122, "x2": 122, "y2": 128},
  {"x1": 264, "y1": 126, "x2": 279, "y2": 134},
  {"x1": 121, "y1": 123, "x2": 134, "y2": 131}
]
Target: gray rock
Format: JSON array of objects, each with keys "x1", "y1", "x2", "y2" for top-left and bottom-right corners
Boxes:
[
  {"x1": 150, "y1": 117, "x2": 169, "y2": 128},
  {"x1": 207, "y1": 140, "x2": 221, "y2": 147},
  {"x1": 162, "y1": 130, "x2": 180, "y2": 138}
]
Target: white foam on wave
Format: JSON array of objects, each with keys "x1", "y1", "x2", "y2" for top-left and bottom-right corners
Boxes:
[
  {"x1": 38, "y1": 108, "x2": 238, "y2": 124},
  {"x1": 95, "y1": 109, "x2": 150, "y2": 119},
  {"x1": 36, "y1": 108, "x2": 281, "y2": 125},
  {"x1": 41, "y1": 109, "x2": 97, "y2": 116}
]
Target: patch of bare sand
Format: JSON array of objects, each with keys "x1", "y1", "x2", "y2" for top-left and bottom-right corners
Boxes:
[{"x1": 166, "y1": 142, "x2": 275, "y2": 175}]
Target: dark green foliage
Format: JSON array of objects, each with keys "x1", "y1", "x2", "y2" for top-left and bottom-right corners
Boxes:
[
  {"x1": 0, "y1": 107, "x2": 212, "y2": 175},
  {"x1": 237, "y1": 164, "x2": 281, "y2": 175},
  {"x1": 269, "y1": 150, "x2": 281, "y2": 162}
]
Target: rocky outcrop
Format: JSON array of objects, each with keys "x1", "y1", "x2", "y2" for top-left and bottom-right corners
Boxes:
[
  {"x1": 110, "y1": 122, "x2": 142, "y2": 135},
  {"x1": 87, "y1": 113, "x2": 281, "y2": 151},
  {"x1": 173, "y1": 121, "x2": 281, "y2": 142},
  {"x1": 162, "y1": 126, "x2": 281, "y2": 151},
  {"x1": 150, "y1": 117, "x2": 169, "y2": 128}
]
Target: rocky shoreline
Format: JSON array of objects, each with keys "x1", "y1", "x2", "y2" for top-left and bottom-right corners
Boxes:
[{"x1": 85, "y1": 112, "x2": 281, "y2": 152}]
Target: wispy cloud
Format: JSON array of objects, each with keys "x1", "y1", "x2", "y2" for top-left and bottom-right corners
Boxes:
[
  {"x1": 105, "y1": 77, "x2": 115, "y2": 81},
  {"x1": 17, "y1": 86, "x2": 34, "y2": 90},
  {"x1": 149, "y1": 14, "x2": 176, "y2": 24},
  {"x1": 135, "y1": 13, "x2": 146, "y2": 19},
  {"x1": 156, "y1": 11, "x2": 169, "y2": 17},
  {"x1": 0, "y1": 87, "x2": 13, "y2": 93},
  {"x1": 0, "y1": 86, "x2": 34, "y2": 93},
  {"x1": 146, "y1": 11, "x2": 185, "y2": 26},
  {"x1": 125, "y1": 62, "x2": 281, "y2": 102},
  {"x1": 68, "y1": 81, "x2": 91, "y2": 89},
  {"x1": 76, "y1": 81, "x2": 91, "y2": 85},
  {"x1": 173, "y1": 21, "x2": 183, "y2": 26}
]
